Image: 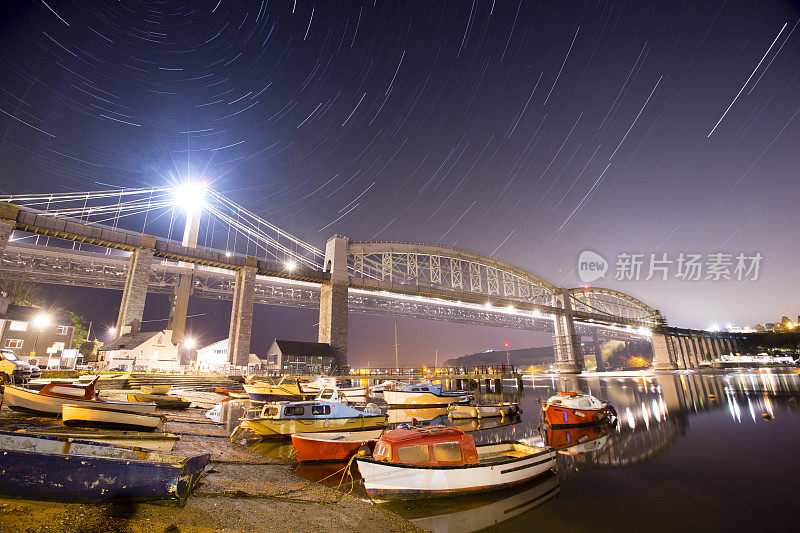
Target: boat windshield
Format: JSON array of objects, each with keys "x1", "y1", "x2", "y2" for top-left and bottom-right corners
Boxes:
[{"x1": 1, "y1": 350, "x2": 18, "y2": 361}]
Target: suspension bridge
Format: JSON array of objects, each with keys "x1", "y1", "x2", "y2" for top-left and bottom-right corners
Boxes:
[{"x1": 0, "y1": 184, "x2": 743, "y2": 373}]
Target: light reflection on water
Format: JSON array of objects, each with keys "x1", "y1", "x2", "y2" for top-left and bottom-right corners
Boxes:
[{"x1": 234, "y1": 370, "x2": 800, "y2": 532}]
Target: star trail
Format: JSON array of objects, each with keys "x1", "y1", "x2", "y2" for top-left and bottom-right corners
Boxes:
[{"x1": 0, "y1": 1, "x2": 798, "y2": 364}]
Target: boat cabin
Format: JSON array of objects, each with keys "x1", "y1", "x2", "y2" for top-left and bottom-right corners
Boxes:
[
  {"x1": 257, "y1": 400, "x2": 359, "y2": 420},
  {"x1": 372, "y1": 426, "x2": 479, "y2": 466},
  {"x1": 547, "y1": 391, "x2": 605, "y2": 410}
]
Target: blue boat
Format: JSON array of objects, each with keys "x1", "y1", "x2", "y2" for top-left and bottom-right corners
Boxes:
[{"x1": 0, "y1": 431, "x2": 209, "y2": 505}]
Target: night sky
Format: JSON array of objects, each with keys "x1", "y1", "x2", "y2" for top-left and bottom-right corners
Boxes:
[{"x1": 1, "y1": 1, "x2": 798, "y2": 366}]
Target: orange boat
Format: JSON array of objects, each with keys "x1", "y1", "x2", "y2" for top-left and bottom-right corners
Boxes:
[
  {"x1": 540, "y1": 391, "x2": 615, "y2": 428},
  {"x1": 544, "y1": 422, "x2": 614, "y2": 456},
  {"x1": 291, "y1": 430, "x2": 384, "y2": 462}
]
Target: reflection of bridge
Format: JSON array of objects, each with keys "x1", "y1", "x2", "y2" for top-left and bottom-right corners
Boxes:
[{"x1": 0, "y1": 185, "x2": 699, "y2": 372}]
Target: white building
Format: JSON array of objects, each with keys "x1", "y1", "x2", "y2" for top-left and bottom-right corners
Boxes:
[
  {"x1": 100, "y1": 329, "x2": 181, "y2": 372},
  {"x1": 196, "y1": 338, "x2": 229, "y2": 373}
]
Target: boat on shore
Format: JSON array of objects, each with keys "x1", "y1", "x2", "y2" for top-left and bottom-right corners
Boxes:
[
  {"x1": 127, "y1": 392, "x2": 191, "y2": 410},
  {"x1": 383, "y1": 383, "x2": 472, "y2": 407},
  {"x1": 233, "y1": 395, "x2": 387, "y2": 438},
  {"x1": 2, "y1": 379, "x2": 157, "y2": 416},
  {"x1": 242, "y1": 376, "x2": 316, "y2": 402},
  {"x1": 447, "y1": 402, "x2": 521, "y2": 419},
  {"x1": 62, "y1": 405, "x2": 164, "y2": 431},
  {"x1": 14, "y1": 429, "x2": 180, "y2": 451},
  {"x1": 0, "y1": 431, "x2": 209, "y2": 504},
  {"x1": 291, "y1": 429, "x2": 384, "y2": 462},
  {"x1": 540, "y1": 391, "x2": 615, "y2": 428},
  {"x1": 356, "y1": 426, "x2": 556, "y2": 501},
  {"x1": 141, "y1": 385, "x2": 171, "y2": 395}
]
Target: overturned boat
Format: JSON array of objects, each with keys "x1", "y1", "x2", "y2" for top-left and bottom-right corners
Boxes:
[{"x1": 0, "y1": 431, "x2": 209, "y2": 504}]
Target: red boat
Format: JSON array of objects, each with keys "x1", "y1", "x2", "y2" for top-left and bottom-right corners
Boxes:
[
  {"x1": 541, "y1": 391, "x2": 616, "y2": 428},
  {"x1": 544, "y1": 422, "x2": 614, "y2": 456},
  {"x1": 291, "y1": 430, "x2": 384, "y2": 462}
]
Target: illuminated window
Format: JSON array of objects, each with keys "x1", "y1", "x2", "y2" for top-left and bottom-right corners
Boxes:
[
  {"x1": 9, "y1": 321, "x2": 27, "y2": 332},
  {"x1": 5, "y1": 339, "x2": 23, "y2": 349},
  {"x1": 397, "y1": 445, "x2": 430, "y2": 463}
]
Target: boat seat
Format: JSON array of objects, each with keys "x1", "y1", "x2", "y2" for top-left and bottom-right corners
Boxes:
[{"x1": 504, "y1": 450, "x2": 530, "y2": 458}]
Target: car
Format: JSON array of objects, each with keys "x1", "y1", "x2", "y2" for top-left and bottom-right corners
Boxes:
[
  {"x1": 28, "y1": 363, "x2": 42, "y2": 380},
  {"x1": 0, "y1": 349, "x2": 33, "y2": 385}
]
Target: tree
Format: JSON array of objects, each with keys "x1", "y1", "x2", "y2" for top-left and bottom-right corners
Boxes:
[
  {"x1": 79, "y1": 339, "x2": 103, "y2": 363},
  {"x1": 68, "y1": 311, "x2": 89, "y2": 349},
  {"x1": 0, "y1": 280, "x2": 43, "y2": 306}
]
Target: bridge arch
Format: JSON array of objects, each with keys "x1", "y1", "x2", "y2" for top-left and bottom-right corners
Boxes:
[
  {"x1": 346, "y1": 241, "x2": 558, "y2": 307},
  {"x1": 566, "y1": 286, "x2": 663, "y2": 327}
]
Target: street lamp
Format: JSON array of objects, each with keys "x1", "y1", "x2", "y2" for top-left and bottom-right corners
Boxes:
[
  {"x1": 504, "y1": 342, "x2": 511, "y2": 370},
  {"x1": 108, "y1": 326, "x2": 117, "y2": 337},
  {"x1": 183, "y1": 337, "x2": 196, "y2": 350},
  {"x1": 33, "y1": 313, "x2": 51, "y2": 361},
  {"x1": 172, "y1": 181, "x2": 208, "y2": 213}
]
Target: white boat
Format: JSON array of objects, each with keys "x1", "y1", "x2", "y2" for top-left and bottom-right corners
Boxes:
[
  {"x1": 448, "y1": 402, "x2": 520, "y2": 419},
  {"x1": 303, "y1": 376, "x2": 368, "y2": 403},
  {"x1": 369, "y1": 380, "x2": 410, "y2": 394},
  {"x1": 15, "y1": 430, "x2": 180, "y2": 451},
  {"x1": 383, "y1": 383, "x2": 472, "y2": 407},
  {"x1": 356, "y1": 426, "x2": 556, "y2": 501},
  {"x1": 2, "y1": 384, "x2": 157, "y2": 416},
  {"x1": 62, "y1": 405, "x2": 163, "y2": 431}
]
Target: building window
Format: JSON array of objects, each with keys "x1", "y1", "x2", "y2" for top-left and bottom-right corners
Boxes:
[
  {"x1": 9, "y1": 321, "x2": 28, "y2": 332},
  {"x1": 56, "y1": 326, "x2": 68, "y2": 335},
  {"x1": 5, "y1": 339, "x2": 23, "y2": 349}
]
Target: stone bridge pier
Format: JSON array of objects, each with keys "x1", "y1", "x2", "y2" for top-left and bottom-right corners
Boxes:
[
  {"x1": 115, "y1": 235, "x2": 156, "y2": 335},
  {"x1": 318, "y1": 235, "x2": 349, "y2": 372},
  {"x1": 552, "y1": 289, "x2": 584, "y2": 373}
]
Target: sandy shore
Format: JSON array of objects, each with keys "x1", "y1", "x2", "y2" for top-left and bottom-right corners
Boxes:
[{"x1": 0, "y1": 390, "x2": 421, "y2": 533}]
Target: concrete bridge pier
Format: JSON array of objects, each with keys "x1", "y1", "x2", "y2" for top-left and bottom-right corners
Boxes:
[
  {"x1": 652, "y1": 331, "x2": 677, "y2": 370},
  {"x1": 592, "y1": 328, "x2": 605, "y2": 371},
  {"x1": 168, "y1": 209, "x2": 201, "y2": 346},
  {"x1": 227, "y1": 256, "x2": 257, "y2": 367},
  {"x1": 0, "y1": 203, "x2": 19, "y2": 268},
  {"x1": 552, "y1": 289, "x2": 584, "y2": 373},
  {"x1": 318, "y1": 235, "x2": 349, "y2": 372},
  {"x1": 115, "y1": 235, "x2": 156, "y2": 335}
]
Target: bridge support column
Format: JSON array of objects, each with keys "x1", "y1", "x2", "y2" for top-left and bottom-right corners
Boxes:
[
  {"x1": 319, "y1": 235, "x2": 349, "y2": 373},
  {"x1": 690, "y1": 335, "x2": 701, "y2": 368},
  {"x1": 651, "y1": 332, "x2": 677, "y2": 370},
  {"x1": 552, "y1": 289, "x2": 583, "y2": 373},
  {"x1": 228, "y1": 256, "x2": 257, "y2": 368},
  {"x1": 0, "y1": 204, "x2": 19, "y2": 269},
  {"x1": 592, "y1": 328, "x2": 605, "y2": 371},
  {"x1": 115, "y1": 235, "x2": 156, "y2": 336},
  {"x1": 168, "y1": 209, "x2": 201, "y2": 346},
  {"x1": 676, "y1": 336, "x2": 689, "y2": 369}
]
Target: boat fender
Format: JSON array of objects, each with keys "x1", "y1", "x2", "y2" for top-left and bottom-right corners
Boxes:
[{"x1": 323, "y1": 419, "x2": 331, "y2": 428}]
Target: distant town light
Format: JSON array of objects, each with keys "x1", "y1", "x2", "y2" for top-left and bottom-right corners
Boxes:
[
  {"x1": 708, "y1": 324, "x2": 721, "y2": 332},
  {"x1": 173, "y1": 181, "x2": 208, "y2": 213},
  {"x1": 33, "y1": 313, "x2": 51, "y2": 330},
  {"x1": 225, "y1": 251, "x2": 232, "y2": 257}
]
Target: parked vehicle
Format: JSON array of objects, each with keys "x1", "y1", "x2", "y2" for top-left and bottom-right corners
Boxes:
[{"x1": 0, "y1": 349, "x2": 33, "y2": 384}]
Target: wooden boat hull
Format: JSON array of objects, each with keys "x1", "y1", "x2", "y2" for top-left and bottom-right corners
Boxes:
[
  {"x1": 243, "y1": 415, "x2": 387, "y2": 438},
  {"x1": 0, "y1": 431, "x2": 209, "y2": 504},
  {"x1": 2, "y1": 385, "x2": 157, "y2": 416},
  {"x1": 357, "y1": 443, "x2": 556, "y2": 501},
  {"x1": 541, "y1": 404, "x2": 614, "y2": 428},
  {"x1": 449, "y1": 402, "x2": 520, "y2": 419},
  {"x1": 383, "y1": 390, "x2": 471, "y2": 407},
  {"x1": 243, "y1": 384, "x2": 314, "y2": 403},
  {"x1": 62, "y1": 405, "x2": 163, "y2": 431},
  {"x1": 291, "y1": 430, "x2": 383, "y2": 462},
  {"x1": 127, "y1": 393, "x2": 191, "y2": 410},
  {"x1": 141, "y1": 385, "x2": 171, "y2": 395},
  {"x1": 17, "y1": 430, "x2": 180, "y2": 451}
]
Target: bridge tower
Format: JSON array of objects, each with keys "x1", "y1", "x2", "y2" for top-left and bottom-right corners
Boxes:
[
  {"x1": 318, "y1": 235, "x2": 349, "y2": 372},
  {"x1": 167, "y1": 207, "x2": 200, "y2": 346},
  {"x1": 552, "y1": 289, "x2": 583, "y2": 373},
  {"x1": 115, "y1": 235, "x2": 156, "y2": 336},
  {"x1": 0, "y1": 203, "x2": 19, "y2": 268}
]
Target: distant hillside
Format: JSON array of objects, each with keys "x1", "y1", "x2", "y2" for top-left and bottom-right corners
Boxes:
[{"x1": 444, "y1": 346, "x2": 555, "y2": 368}]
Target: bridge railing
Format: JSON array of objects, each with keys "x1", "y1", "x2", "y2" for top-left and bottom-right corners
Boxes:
[{"x1": 349, "y1": 364, "x2": 517, "y2": 376}]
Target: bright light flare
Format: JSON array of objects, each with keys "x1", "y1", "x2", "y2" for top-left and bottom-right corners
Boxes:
[
  {"x1": 183, "y1": 337, "x2": 196, "y2": 349},
  {"x1": 173, "y1": 181, "x2": 208, "y2": 213},
  {"x1": 108, "y1": 327, "x2": 117, "y2": 336},
  {"x1": 33, "y1": 313, "x2": 51, "y2": 329},
  {"x1": 285, "y1": 260, "x2": 297, "y2": 271}
]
